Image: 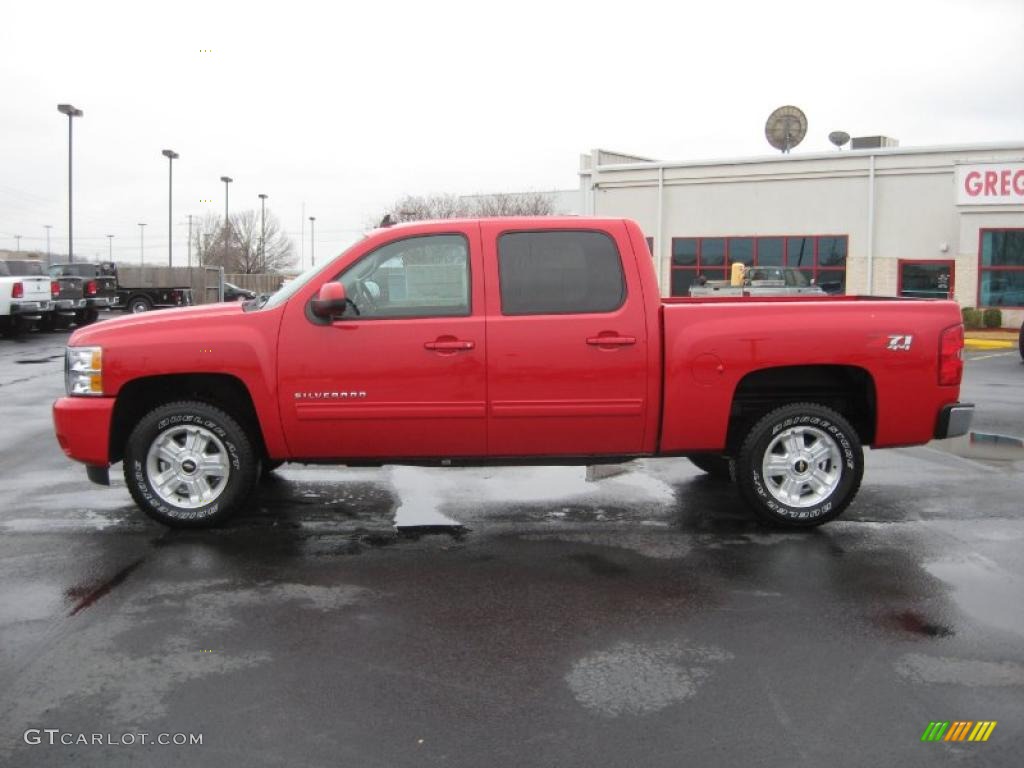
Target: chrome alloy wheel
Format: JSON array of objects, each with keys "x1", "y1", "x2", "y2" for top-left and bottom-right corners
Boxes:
[
  {"x1": 145, "y1": 424, "x2": 230, "y2": 509},
  {"x1": 761, "y1": 425, "x2": 842, "y2": 508}
]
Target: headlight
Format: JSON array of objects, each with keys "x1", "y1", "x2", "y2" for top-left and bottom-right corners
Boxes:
[{"x1": 65, "y1": 346, "x2": 103, "y2": 396}]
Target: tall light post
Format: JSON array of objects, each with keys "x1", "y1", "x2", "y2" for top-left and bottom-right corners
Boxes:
[
  {"x1": 106, "y1": 234, "x2": 114, "y2": 261},
  {"x1": 14, "y1": 235, "x2": 21, "y2": 253},
  {"x1": 162, "y1": 149, "x2": 179, "y2": 267},
  {"x1": 258, "y1": 194, "x2": 268, "y2": 271},
  {"x1": 309, "y1": 216, "x2": 316, "y2": 267},
  {"x1": 138, "y1": 223, "x2": 146, "y2": 266},
  {"x1": 44, "y1": 225, "x2": 52, "y2": 261},
  {"x1": 57, "y1": 104, "x2": 83, "y2": 262}
]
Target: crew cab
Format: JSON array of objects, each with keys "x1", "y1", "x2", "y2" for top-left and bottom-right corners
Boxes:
[
  {"x1": 0, "y1": 260, "x2": 54, "y2": 336},
  {"x1": 52, "y1": 217, "x2": 972, "y2": 529}
]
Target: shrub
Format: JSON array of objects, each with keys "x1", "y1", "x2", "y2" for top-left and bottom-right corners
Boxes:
[
  {"x1": 961, "y1": 307, "x2": 983, "y2": 329},
  {"x1": 982, "y1": 308, "x2": 1002, "y2": 329}
]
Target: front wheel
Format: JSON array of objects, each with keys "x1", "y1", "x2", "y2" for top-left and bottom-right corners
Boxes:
[
  {"x1": 124, "y1": 401, "x2": 259, "y2": 528},
  {"x1": 735, "y1": 403, "x2": 863, "y2": 528}
]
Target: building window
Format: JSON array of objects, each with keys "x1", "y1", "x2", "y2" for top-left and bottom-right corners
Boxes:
[
  {"x1": 899, "y1": 260, "x2": 954, "y2": 299},
  {"x1": 979, "y1": 229, "x2": 1024, "y2": 307},
  {"x1": 669, "y1": 235, "x2": 848, "y2": 296}
]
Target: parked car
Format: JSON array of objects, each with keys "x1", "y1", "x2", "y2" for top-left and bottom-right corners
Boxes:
[
  {"x1": 49, "y1": 262, "x2": 117, "y2": 324},
  {"x1": 223, "y1": 281, "x2": 257, "y2": 302},
  {"x1": 53, "y1": 217, "x2": 971, "y2": 530},
  {"x1": 689, "y1": 266, "x2": 827, "y2": 297},
  {"x1": 0, "y1": 260, "x2": 53, "y2": 336}
]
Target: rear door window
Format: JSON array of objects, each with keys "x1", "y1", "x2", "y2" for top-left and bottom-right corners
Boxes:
[{"x1": 497, "y1": 231, "x2": 625, "y2": 315}]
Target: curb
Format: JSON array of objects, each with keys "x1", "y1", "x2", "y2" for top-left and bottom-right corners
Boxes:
[{"x1": 964, "y1": 339, "x2": 1016, "y2": 350}]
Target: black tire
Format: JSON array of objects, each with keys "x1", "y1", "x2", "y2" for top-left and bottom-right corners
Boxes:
[
  {"x1": 128, "y1": 296, "x2": 152, "y2": 313},
  {"x1": 123, "y1": 400, "x2": 259, "y2": 528},
  {"x1": 687, "y1": 455, "x2": 733, "y2": 480},
  {"x1": 76, "y1": 308, "x2": 100, "y2": 326},
  {"x1": 735, "y1": 403, "x2": 863, "y2": 528},
  {"x1": 38, "y1": 314, "x2": 56, "y2": 332}
]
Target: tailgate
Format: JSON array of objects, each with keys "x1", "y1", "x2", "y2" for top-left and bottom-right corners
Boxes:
[
  {"x1": 17, "y1": 277, "x2": 52, "y2": 302},
  {"x1": 56, "y1": 277, "x2": 84, "y2": 301}
]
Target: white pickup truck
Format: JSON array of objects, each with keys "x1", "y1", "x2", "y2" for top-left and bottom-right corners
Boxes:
[{"x1": 0, "y1": 261, "x2": 54, "y2": 337}]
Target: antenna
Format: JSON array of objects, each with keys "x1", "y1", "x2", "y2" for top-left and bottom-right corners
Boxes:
[
  {"x1": 828, "y1": 131, "x2": 851, "y2": 150},
  {"x1": 765, "y1": 106, "x2": 807, "y2": 154}
]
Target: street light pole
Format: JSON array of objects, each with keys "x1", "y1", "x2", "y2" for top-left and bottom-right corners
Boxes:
[
  {"x1": 162, "y1": 149, "x2": 179, "y2": 267},
  {"x1": 106, "y1": 234, "x2": 113, "y2": 261},
  {"x1": 309, "y1": 216, "x2": 316, "y2": 267},
  {"x1": 258, "y1": 194, "x2": 268, "y2": 271},
  {"x1": 14, "y1": 235, "x2": 21, "y2": 253},
  {"x1": 138, "y1": 223, "x2": 146, "y2": 266},
  {"x1": 57, "y1": 104, "x2": 83, "y2": 263},
  {"x1": 44, "y1": 225, "x2": 52, "y2": 261}
]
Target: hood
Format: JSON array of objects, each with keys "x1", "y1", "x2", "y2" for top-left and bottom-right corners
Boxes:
[{"x1": 68, "y1": 302, "x2": 244, "y2": 346}]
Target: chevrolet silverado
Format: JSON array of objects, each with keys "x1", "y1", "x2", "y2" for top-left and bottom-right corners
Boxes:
[{"x1": 52, "y1": 217, "x2": 972, "y2": 528}]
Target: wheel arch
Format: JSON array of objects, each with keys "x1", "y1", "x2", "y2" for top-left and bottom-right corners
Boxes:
[
  {"x1": 727, "y1": 364, "x2": 877, "y2": 453},
  {"x1": 109, "y1": 373, "x2": 268, "y2": 464}
]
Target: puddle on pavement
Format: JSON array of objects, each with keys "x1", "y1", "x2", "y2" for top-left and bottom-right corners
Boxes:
[{"x1": 932, "y1": 431, "x2": 1024, "y2": 465}]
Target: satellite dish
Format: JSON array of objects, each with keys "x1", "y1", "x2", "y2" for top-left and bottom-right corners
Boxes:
[
  {"x1": 828, "y1": 131, "x2": 851, "y2": 150},
  {"x1": 765, "y1": 105, "x2": 807, "y2": 154}
]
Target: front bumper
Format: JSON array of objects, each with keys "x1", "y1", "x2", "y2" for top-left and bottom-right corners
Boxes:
[
  {"x1": 53, "y1": 396, "x2": 115, "y2": 467},
  {"x1": 934, "y1": 402, "x2": 975, "y2": 439}
]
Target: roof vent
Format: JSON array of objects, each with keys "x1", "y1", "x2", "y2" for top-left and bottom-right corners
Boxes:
[{"x1": 850, "y1": 135, "x2": 899, "y2": 150}]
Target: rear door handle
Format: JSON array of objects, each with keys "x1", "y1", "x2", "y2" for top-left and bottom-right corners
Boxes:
[
  {"x1": 586, "y1": 335, "x2": 636, "y2": 347},
  {"x1": 424, "y1": 340, "x2": 475, "y2": 351}
]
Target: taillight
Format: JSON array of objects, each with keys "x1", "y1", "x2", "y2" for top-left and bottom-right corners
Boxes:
[
  {"x1": 51, "y1": 280, "x2": 61, "y2": 298},
  {"x1": 939, "y1": 324, "x2": 964, "y2": 386},
  {"x1": 12, "y1": 282, "x2": 23, "y2": 299},
  {"x1": 86, "y1": 280, "x2": 98, "y2": 296}
]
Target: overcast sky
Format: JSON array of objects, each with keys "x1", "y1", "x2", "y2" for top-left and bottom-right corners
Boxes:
[{"x1": 2, "y1": 0, "x2": 1022, "y2": 268}]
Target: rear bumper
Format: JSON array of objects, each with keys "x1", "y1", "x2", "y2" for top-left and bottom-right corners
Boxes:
[
  {"x1": 86, "y1": 297, "x2": 114, "y2": 308},
  {"x1": 11, "y1": 300, "x2": 54, "y2": 318},
  {"x1": 54, "y1": 298, "x2": 87, "y2": 313},
  {"x1": 53, "y1": 396, "x2": 115, "y2": 467},
  {"x1": 934, "y1": 402, "x2": 974, "y2": 439}
]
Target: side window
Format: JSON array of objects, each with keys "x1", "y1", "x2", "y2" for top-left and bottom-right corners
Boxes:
[
  {"x1": 497, "y1": 231, "x2": 625, "y2": 315},
  {"x1": 337, "y1": 234, "x2": 470, "y2": 318}
]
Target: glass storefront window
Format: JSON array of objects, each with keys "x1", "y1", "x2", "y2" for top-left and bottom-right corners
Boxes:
[{"x1": 979, "y1": 230, "x2": 1024, "y2": 307}]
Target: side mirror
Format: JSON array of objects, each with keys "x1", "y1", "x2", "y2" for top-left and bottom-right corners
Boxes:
[{"x1": 311, "y1": 282, "x2": 348, "y2": 319}]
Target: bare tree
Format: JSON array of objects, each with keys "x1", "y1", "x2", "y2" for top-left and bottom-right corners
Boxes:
[
  {"x1": 191, "y1": 209, "x2": 295, "y2": 273},
  {"x1": 374, "y1": 191, "x2": 556, "y2": 226}
]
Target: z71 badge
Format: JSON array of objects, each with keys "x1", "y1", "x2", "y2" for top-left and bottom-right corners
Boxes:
[{"x1": 887, "y1": 334, "x2": 913, "y2": 351}]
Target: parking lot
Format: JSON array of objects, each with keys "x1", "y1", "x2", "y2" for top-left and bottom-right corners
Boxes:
[{"x1": 0, "y1": 325, "x2": 1022, "y2": 766}]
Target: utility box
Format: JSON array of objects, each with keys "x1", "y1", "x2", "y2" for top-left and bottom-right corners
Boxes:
[{"x1": 850, "y1": 135, "x2": 900, "y2": 150}]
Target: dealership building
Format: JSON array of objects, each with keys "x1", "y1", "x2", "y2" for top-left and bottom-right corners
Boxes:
[{"x1": 577, "y1": 142, "x2": 1024, "y2": 327}]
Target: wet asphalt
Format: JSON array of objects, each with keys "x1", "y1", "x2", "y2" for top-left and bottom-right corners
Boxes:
[{"x1": 0, "y1": 325, "x2": 1022, "y2": 767}]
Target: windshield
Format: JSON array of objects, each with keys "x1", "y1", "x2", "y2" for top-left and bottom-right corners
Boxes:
[{"x1": 258, "y1": 239, "x2": 363, "y2": 310}]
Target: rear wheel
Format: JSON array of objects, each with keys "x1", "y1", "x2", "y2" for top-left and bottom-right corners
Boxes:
[
  {"x1": 128, "y1": 296, "x2": 152, "y2": 313},
  {"x1": 735, "y1": 403, "x2": 863, "y2": 528},
  {"x1": 687, "y1": 455, "x2": 733, "y2": 481},
  {"x1": 124, "y1": 401, "x2": 259, "y2": 528}
]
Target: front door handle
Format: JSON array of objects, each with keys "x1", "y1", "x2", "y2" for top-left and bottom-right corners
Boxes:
[
  {"x1": 586, "y1": 335, "x2": 636, "y2": 347},
  {"x1": 424, "y1": 339, "x2": 475, "y2": 351}
]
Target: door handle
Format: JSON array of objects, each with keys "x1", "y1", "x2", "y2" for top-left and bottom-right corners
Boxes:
[
  {"x1": 586, "y1": 335, "x2": 636, "y2": 347},
  {"x1": 424, "y1": 339, "x2": 475, "y2": 351}
]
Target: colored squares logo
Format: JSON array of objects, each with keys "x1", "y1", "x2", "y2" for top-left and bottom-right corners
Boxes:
[{"x1": 921, "y1": 721, "x2": 997, "y2": 742}]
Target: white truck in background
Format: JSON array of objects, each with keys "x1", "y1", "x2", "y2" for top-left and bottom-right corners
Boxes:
[{"x1": 0, "y1": 261, "x2": 54, "y2": 337}]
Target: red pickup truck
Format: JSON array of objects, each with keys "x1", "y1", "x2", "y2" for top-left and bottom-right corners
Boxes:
[{"x1": 53, "y1": 217, "x2": 972, "y2": 529}]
